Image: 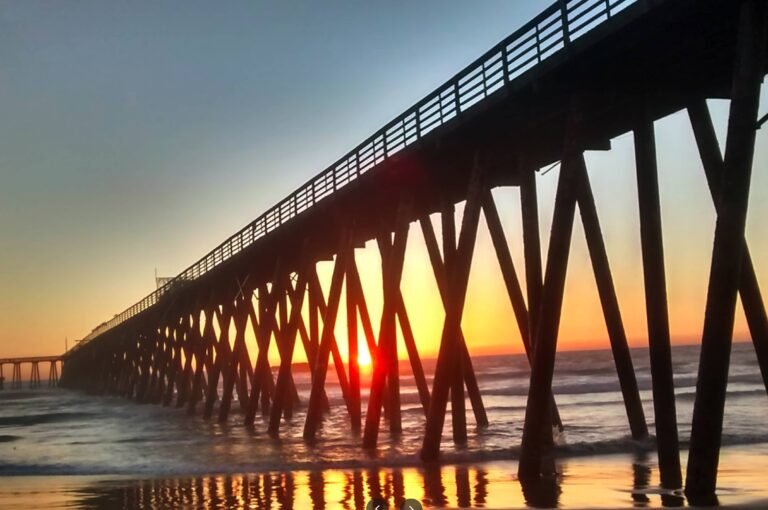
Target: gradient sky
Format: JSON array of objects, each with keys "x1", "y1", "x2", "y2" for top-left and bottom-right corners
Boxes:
[{"x1": 1, "y1": 1, "x2": 767, "y2": 364}]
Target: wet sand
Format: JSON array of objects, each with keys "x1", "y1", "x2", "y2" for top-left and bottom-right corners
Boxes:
[{"x1": 1, "y1": 445, "x2": 767, "y2": 509}]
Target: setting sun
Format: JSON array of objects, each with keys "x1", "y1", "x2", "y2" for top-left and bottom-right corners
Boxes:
[{"x1": 357, "y1": 341, "x2": 372, "y2": 368}]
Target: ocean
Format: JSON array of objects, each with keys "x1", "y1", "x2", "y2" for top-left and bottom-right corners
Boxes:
[{"x1": 0, "y1": 342, "x2": 766, "y2": 509}]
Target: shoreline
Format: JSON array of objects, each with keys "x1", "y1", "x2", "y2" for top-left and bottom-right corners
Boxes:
[
  {"x1": 0, "y1": 433, "x2": 763, "y2": 478},
  {"x1": 2, "y1": 444, "x2": 767, "y2": 509}
]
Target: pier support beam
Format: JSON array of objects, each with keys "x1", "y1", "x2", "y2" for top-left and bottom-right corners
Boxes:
[
  {"x1": 219, "y1": 281, "x2": 256, "y2": 422},
  {"x1": 203, "y1": 301, "x2": 235, "y2": 419},
  {"x1": 363, "y1": 210, "x2": 409, "y2": 448},
  {"x1": 30, "y1": 361, "x2": 40, "y2": 389},
  {"x1": 304, "y1": 231, "x2": 350, "y2": 440},
  {"x1": 48, "y1": 360, "x2": 59, "y2": 388},
  {"x1": 397, "y1": 294, "x2": 431, "y2": 416},
  {"x1": 634, "y1": 109, "x2": 682, "y2": 489},
  {"x1": 421, "y1": 163, "x2": 483, "y2": 461},
  {"x1": 442, "y1": 202, "x2": 467, "y2": 445},
  {"x1": 269, "y1": 271, "x2": 308, "y2": 434},
  {"x1": 245, "y1": 278, "x2": 281, "y2": 423},
  {"x1": 378, "y1": 227, "x2": 407, "y2": 436},
  {"x1": 419, "y1": 212, "x2": 488, "y2": 428},
  {"x1": 151, "y1": 330, "x2": 166, "y2": 402},
  {"x1": 520, "y1": 171, "x2": 564, "y2": 433},
  {"x1": 520, "y1": 170, "x2": 542, "y2": 347},
  {"x1": 177, "y1": 296, "x2": 206, "y2": 408},
  {"x1": 518, "y1": 155, "x2": 578, "y2": 478},
  {"x1": 687, "y1": 100, "x2": 768, "y2": 395},
  {"x1": 297, "y1": 271, "x2": 332, "y2": 414},
  {"x1": 310, "y1": 267, "x2": 353, "y2": 417},
  {"x1": 574, "y1": 159, "x2": 648, "y2": 441},
  {"x1": 482, "y1": 186, "x2": 562, "y2": 431},
  {"x1": 136, "y1": 329, "x2": 154, "y2": 402},
  {"x1": 347, "y1": 254, "x2": 362, "y2": 432},
  {"x1": 188, "y1": 305, "x2": 216, "y2": 415},
  {"x1": 346, "y1": 253, "x2": 386, "y2": 418},
  {"x1": 686, "y1": 0, "x2": 768, "y2": 501},
  {"x1": 163, "y1": 313, "x2": 188, "y2": 406},
  {"x1": 12, "y1": 362, "x2": 21, "y2": 390}
]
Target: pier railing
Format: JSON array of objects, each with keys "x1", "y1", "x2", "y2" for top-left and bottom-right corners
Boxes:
[{"x1": 76, "y1": 0, "x2": 637, "y2": 348}]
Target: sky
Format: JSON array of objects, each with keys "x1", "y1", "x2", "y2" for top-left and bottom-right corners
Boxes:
[{"x1": 1, "y1": 1, "x2": 767, "y2": 367}]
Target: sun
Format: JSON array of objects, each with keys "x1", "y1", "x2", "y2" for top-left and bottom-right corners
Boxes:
[{"x1": 357, "y1": 343, "x2": 372, "y2": 368}]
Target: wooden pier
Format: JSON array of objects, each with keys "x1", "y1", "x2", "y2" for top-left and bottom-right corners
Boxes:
[
  {"x1": 59, "y1": 0, "x2": 767, "y2": 503},
  {"x1": 0, "y1": 356, "x2": 61, "y2": 390}
]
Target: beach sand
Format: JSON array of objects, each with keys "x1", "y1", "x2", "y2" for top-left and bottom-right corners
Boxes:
[{"x1": 1, "y1": 444, "x2": 767, "y2": 509}]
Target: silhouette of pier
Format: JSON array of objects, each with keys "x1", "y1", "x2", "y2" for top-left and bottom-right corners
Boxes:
[
  {"x1": 0, "y1": 356, "x2": 61, "y2": 390},
  {"x1": 60, "y1": 0, "x2": 768, "y2": 503}
]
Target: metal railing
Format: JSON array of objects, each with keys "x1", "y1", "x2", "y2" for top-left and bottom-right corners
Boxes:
[{"x1": 77, "y1": 0, "x2": 637, "y2": 347}]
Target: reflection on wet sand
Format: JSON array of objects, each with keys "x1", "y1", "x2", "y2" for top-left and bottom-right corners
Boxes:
[
  {"x1": 632, "y1": 452, "x2": 652, "y2": 507},
  {"x1": 73, "y1": 465, "x2": 492, "y2": 509},
  {"x1": 519, "y1": 473, "x2": 561, "y2": 509},
  {"x1": 630, "y1": 452, "x2": 684, "y2": 508},
  {"x1": 69, "y1": 453, "x2": 699, "y2": 510}
]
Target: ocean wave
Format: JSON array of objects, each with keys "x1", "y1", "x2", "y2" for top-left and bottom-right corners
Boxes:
[
  {"x1": 0, "y1": 435, "x2": 20, "y2": 443},
  {"x1": 0, "y1": 391, "x2": 48, "y2": 401},
  {"x1": 481, "y1": 379, "x2": 763, "y2": 398},
  {"x1": 0, "y1": 462, "x2": 102, "y2": 477},
  {"x1": 0, "y1": 412, "x2": 97, "y2": 427},
  {"x1": 676, "y1": 388, "x2": 766, "y2": 402},
  {"x1": 4, "y1": 436, "x2": 766, "y2": 478},
  {"x1": 556, "y1": 436, "x2": 656, "y2": 456}
]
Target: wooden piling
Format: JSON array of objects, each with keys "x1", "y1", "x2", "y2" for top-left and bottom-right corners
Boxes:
[
  {"x1": 162, "y1": 317, "x2": 186, "y2": 406},
  {"x1": 396, "y1": 296, "x2": 431, "y2": 415},
  {"x1": 520, "y1": 171, "x2": 542, "y2": 344},
  {"x1": 347, "y1": 253, "x2": 362, "y2": 431},
  {"x1": 419, "y1": 213, "x2": 489, "y2": 427},
  {"x1": 483, "y1": 188, "x2": 564, "y2": 434},
  {"x1": 378, "y1": 230, "x2": 407, "y2": 436},
  {"x1": 482, "y1": 190, "x2": 530, "y2": 345},
  {"x1": 573, "y1": 157, "x2": 648, "y2": 440},
  {"x1": 218, "y1": 294, "x2": 251, "y2": 422},
  {"x1": 443, "y1": 203, "x2": 468, "y2": 445},
  {"x1": 13, "y1": 363, "x2": 21, "y2": 390},
  {"x1": 245, "y1": 281, "x2": 280, "y2": 424},
  {"x1": 188, "y1": 306, "x2": 215, "y2": 415},
  {"x1": 175, "y1": 314, "x2": 194, "y2": 407},
  {"x1": 136, "y1": 332, "x2": 154, "y2": 402},
  {"x1": 686, "y1": 0, "x2": 768, "y2": 500},
  {"x1": 310, "y1": 270, "x2": 353, "y2": 415},
  {"x1": 346, "y1": 255, "x2": 388, "y2": 420},
  {"x1": 688, "y1": 99, "x2": 768, "y2": 394},
  {"x1": 518, "y1": 157, "x2": 578, "y2": 478},
  {"x1": 304, "y1": 233, "x2": 350, "y2": 440},
  {"x1": 296, "y1": 268, "x2": 331, "y2": 413},
  {"x1": 149, "y1": 335, "x2": 163, "y2": 402},
  {"x1": 634, "y1": 108, "x2": 682, "y2": 489},
  {"x1": 203, "y1": 303, "x2": 235, "y2": 419},
  {"x1": 363, "y1": 216, "x2": 409, "y2": 447},
  {"x1": 258, "y1": 285, "x2": 278, "y2": 416},
  {"x1": 421, "y1": 164, "x2": 483, "y2": 461},
  {"x1": 269, "y1": 272, "x2": 308, "y2": 434},
  {"x1": 48, "y1": 360, "x2": 59, "y2": 387}
]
